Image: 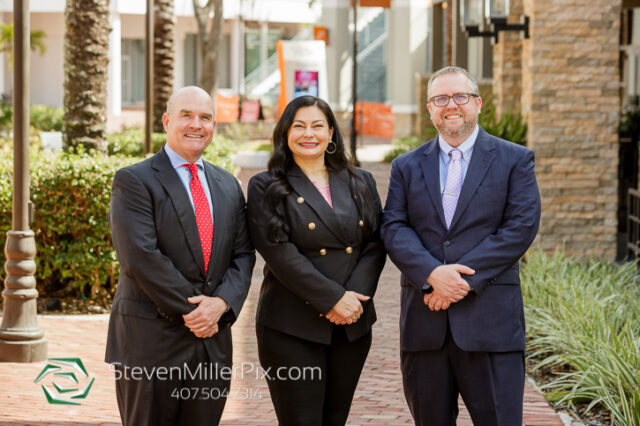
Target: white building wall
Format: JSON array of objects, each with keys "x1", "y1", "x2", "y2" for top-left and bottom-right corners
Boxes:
[{"x1": 28, "y1": 12, "x2": 65, "y2": 107}]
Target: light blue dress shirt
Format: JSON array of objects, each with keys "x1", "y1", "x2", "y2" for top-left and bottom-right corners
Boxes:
[
  {"x1": 438, "y1": 125, "x2": 480, "y2": 195},
  {"x1": 164, "y1": 144, "x2": 214, "y2": 223}
]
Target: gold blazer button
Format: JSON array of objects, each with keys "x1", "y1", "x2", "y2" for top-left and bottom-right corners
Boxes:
[
  {"x1": 319, "y1": 248, "x2": 327, "y2": 256},
  {"x1": 308, "y1": 222, "x2": 316, "y2": 230},
  {"x1": 358, "y1": 220, "x2": 364, "y2": 227},
  {"x1": 345, "y1": 246, "x2": 353, "y2": 254},
  {"x1": 297, "y1": 197, "x2": 304, "y2": 204}
]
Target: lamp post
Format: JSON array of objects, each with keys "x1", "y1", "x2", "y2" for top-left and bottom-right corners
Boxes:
[
  {"x1": 0, "y1": 0, "x2": 47, "y2": 363},
  {"x1": 460, "y1": 0, "x2": 529, "y2": 42},
  {"x1": 351, "y1": 0, "x2": 359, "y2": 166},
  {"x1": 145, "y1": 0, "x2": 153, "y2": 154}
]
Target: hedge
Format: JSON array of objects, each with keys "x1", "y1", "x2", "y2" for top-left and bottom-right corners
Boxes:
[{"x1": 0, "y1": 132, "x2": 236, "y2": 298}]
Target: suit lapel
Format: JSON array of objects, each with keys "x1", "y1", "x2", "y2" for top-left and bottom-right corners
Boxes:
[
  {"x1": 329, "y1": 167, "x2": 359, "y2": 242},
  {"x1": 203, "y1": 163, "x2": 225, "y2": 279},
  {"x1": 419, "y1": 138, "x2": 447, "y2": 228},
  {"x1": 287, "y1": 164, "x2": 349, "y2": 241},
  {"x1": 448, "y1": 128, "x2": 496, "y2": 230},
  {"x1": 152, "y1": 150, "x2": 206, "y2": 275}
]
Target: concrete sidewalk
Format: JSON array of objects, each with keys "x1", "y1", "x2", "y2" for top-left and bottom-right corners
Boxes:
[{"x1": 0, "y1": 162, "x2": 562, "y2": 425}]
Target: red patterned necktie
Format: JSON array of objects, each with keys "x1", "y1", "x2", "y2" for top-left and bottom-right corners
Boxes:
[{"x1": 184, "y1": 164, "x2": 213, "y2": 272}]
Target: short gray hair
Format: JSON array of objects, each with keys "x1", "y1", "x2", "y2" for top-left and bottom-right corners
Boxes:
[{"x1": 427, "y1": 66, "x2": 479, "y2": 99}]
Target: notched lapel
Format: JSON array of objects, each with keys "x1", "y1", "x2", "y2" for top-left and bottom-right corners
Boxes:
[
  {"x1": 287, "y1": 165, "x2": 346, "y2": 241},
  {"x1": 419, "y1": 140, "x2": 447, "y2": 227},
  {"x1": 448, "y1": 130, "x2": 496, "y2": 230},
  {"x1": 152, "y1": 151, "x2": 206, "y2": 275}
]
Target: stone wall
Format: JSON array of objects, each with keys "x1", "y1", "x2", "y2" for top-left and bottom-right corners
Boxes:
[{"x1": 521, "y1": 0, "x2": 622, "y2": 257}]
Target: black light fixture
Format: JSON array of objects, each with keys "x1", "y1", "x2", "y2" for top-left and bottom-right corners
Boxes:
[{"x1": 460, "y1": 0, "x2": 529, "y2": 42}]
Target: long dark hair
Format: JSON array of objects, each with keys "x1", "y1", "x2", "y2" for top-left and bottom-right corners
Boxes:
[{"x1": 264, "y1": 96, "x2": 379, "y2": 242}]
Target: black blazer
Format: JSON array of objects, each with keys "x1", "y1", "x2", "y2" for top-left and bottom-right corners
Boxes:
[
  {"x1": 247, "y1": 165, "x2": 386, "y2": 345},
  {"x1": 105, "y1": 149, "x2": 256, "y2": 368},
  {"x1": 381, "y1": 128, "x2": 541, "y2": 353}
]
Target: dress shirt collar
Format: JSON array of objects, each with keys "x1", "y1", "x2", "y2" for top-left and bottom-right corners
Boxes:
[
  {"x1": 164, "y1": 143, "x2": 205, "y2": 170},
  {"x1": 437, "y1": 125, "x2": 479, "y2": 160}
]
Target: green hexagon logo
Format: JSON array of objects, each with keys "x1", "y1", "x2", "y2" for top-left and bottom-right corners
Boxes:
[{"x1": 34, "y1": 358, "x2": 95, "y2": 405}]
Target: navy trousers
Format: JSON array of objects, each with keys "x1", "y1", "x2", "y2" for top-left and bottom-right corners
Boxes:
[{"x1": 401, "y1": 327, "x2": 525, "y2": 426}]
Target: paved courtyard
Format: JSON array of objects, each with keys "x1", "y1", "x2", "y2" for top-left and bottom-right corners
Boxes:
[{"x1": 0, "y1": 162, "x2": 562, "y2": 425}]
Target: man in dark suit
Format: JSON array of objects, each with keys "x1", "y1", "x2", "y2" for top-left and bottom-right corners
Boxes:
[
  {"x1": 381, "y1": 66, "x2": 541, "y2": 425},
  {"x1": 105, "y1": 86, "x2": 255, "y2": 425}
]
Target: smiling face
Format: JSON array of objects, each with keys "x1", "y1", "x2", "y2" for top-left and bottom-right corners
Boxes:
[
  {"x1": 163, "y1": 87, "x2": 216, "y2": 163},
  {"x1": 427, "y1": 72, "x2": 482, "y2": 147},
  {"x1": 287, "y1": 105, "x2": 334, "y2": 164}
]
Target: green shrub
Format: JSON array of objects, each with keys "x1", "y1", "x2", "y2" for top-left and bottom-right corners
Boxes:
[
  {"x1": 0, "y1": 149, "x2": 134, "y2": 297},
  {"x1": 0, "y1": 133, "x2": 237, "y2": 299},
  {"x1": 107, "y1": 128, "x2": 236, "y2": 172},
  {"x1": 30, "y1": 104, "x2": 63, "y2": 132},
  {"x1": 383, "y1": 135, "x2": 433, "y2": 162},
  {"x1": 107, "y1": 128, "x2": 166, "y2": 156},
  {"x1": 0, "y1": 99, "x2": 11, "y2": 133},
  {"x1": 0, "y1": 101, "x2": 63, "y2": 134},
  {"x1": 620, "y1": 109, "x2": 640, "y2": 141},
  {"x1": 522, "y1": 251, "x2": 640, "y2": 425},
  {"x1": 478, "y1": 102, "x2": 527, "y2": 146}
]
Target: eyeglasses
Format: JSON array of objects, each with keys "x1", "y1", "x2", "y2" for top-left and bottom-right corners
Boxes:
[{"x1": 428, "y1": 93, "x2": 479, "y2": 107}]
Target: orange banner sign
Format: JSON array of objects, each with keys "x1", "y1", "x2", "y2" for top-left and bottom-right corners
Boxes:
[
  {"x1": 355, "y1": 102, "x2": 395, "y2": 139},
  {"x1": 216, "y1": 93, "x2": 239, "y2": 123},
  {"x1": 314, "y1": 26, "x2": 329, "y2": 45},
  {"x1": 360, "y1": 0, "x2": 391, "y2": 7}
]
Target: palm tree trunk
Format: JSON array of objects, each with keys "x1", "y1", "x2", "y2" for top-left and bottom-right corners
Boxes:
[
  {"x1": 63, "y1": 0, "x2": 111, "y2": 153},
  {"x1": 153, "y1": 0, "x2": 175, "y2": 133}
]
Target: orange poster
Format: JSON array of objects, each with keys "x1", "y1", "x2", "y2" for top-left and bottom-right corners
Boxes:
[
  {"x1": 355, "y1": 102, "x2": 394, "y2": 139},
  {"x1": 360, "y1": 0, "x2": 391, "y2": 7},
  {"x1": 373, "y1": 103, "x2": 394, "y2": 139},
  {"x1": 314, "y1": 26, "x2": 329, "y2": 45},
  {"x1": 216, "y1": 93, "x2": 239, "y2": 123}
]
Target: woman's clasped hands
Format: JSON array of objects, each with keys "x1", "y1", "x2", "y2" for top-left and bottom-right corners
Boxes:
[{"x1": 325, "y1": 290, "x2": 370, "y2": 325}]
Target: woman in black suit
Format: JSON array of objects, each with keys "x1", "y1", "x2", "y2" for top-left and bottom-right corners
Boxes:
[{"x1": 247, "y1": 96, "x2": 386, "y2": 425}]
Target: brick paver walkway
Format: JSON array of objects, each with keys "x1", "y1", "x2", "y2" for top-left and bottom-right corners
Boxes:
[{"x1": 0, "y1": 162, "x2": 562, "y2": 425}]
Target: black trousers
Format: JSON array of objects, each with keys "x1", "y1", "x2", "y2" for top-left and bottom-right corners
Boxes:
[
  {"x1": 257, "y1": 325, "x2": 372, "y2": 426},
  {"x1": 114, "y1": 341, "x2": 230, "y2": 426},
  {"x1": 401, "y1": 327, "x2": 525, "y2": 426}
]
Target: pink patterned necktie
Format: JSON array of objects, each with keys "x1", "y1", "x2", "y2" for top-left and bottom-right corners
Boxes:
[
  {"x1": 184, "y1": 164, "x2": 213, "y2": 272},
  {"x1": 442, "y1": 149, "x2": 462, "y2": 228}
]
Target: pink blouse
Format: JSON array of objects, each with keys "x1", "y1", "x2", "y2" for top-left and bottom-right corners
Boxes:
[{"x1": 312, "y1": 181, "x2": 333, "y2": 208}]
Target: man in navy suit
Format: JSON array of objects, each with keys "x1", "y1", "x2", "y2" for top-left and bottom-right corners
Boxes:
[{"x1": 381, "y1": 66, "x2": 541, "y2": 425}]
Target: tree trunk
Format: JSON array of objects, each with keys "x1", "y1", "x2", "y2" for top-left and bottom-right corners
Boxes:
[
  {"x1": 193, "y1": 0, "x2": 224, "y2": 96},
  {"x1": 63, "y1": 0, "x2": 110, "y2": 153},
  {"x1": 153, "y1": 0, "x2": 175, "y2": 132}
]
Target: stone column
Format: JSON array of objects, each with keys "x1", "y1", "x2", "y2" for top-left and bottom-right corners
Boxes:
[
  {"x1": 522, "y1": 0, "x2": 621, "y2": 257},
  {"x1": 492, "y1": 0, "x2": 523, "y2": 117}
]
